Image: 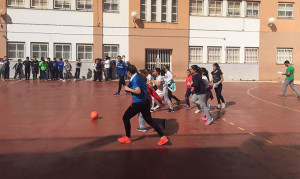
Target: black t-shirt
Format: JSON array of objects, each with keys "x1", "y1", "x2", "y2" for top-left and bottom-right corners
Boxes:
[
  {"x1": 23, "y1": 61, "x2": 31, "y2": 69},
  {"x1": 76, "y1": 62, "x2": 82, "y2": 68},
  {"x1": 32, "y1": 60, "x2": 39, "y2": 68},
  {"x1": 211, "y1": 70, "x2": 223, "y2": 84}
]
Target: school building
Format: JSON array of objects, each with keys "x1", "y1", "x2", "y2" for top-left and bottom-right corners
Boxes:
[{"x1": 0, "y1": 0, "x2": 299, "y2": 80}]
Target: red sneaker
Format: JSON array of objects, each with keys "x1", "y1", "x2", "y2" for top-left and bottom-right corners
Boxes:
[
  {"x1": 157, "y1": 137, "x2": 169, "y2": 146},
  {"x1": 118, "y1": 136, "x2": 131, "y2": 144}
]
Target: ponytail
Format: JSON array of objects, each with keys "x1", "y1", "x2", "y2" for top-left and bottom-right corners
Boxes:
[
  {"x1": 191, "y1": 65, "x2": 202, "y2": 74},
  {"x1": 201, "y1": 67, "x2": 210, "y2": 81}
]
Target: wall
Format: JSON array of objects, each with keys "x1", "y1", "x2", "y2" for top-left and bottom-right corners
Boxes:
[
  {"x1": 0, "y1": 0, "x2": 7, "y2": 57},
  {"x1": 6, "y1": 8, "x2": 93, "y2": 61},
  {"x1": 93, "y1": 0, "x2": 103, "y2": 59},
  {"x1": 129, "y1": 0, "x2": 190, "y2": 79},
  {"x1": 259, "y1": 0, "x2": 300, "y2": 81},
  {"x1": 102, "y1": 0, "x2": 129, "y2": 59}
]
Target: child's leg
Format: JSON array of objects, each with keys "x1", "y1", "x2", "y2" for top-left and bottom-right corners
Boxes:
[
  {"x1": 138, "y1": 113, "x2": 146, "y2": 129},
  {"x1": 163, "y1": 87, "x2": 173, "y2": 110},
  {"x1": 185, "y1": 88, "x2": 191, "y2": 106}
]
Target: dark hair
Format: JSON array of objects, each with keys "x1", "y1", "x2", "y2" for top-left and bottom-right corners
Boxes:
[
  {"x1": 126, "y1": 64, "x2": 138, "y2": 74},
  {"x1": 191, "y1": 65, "x2": 202, "y2": 74},
  {"x1": 201, "y1": 67, "x2": 210, "y2": 81},
  {"x1": 164, "y1": 65, "x2": 170, "y2": 71},
  {"x1": 187, "y1": 69, "x2": 191, "y2": 72},
  {"x1": 154, "y1": 68, "x2": 161, "y2": 75},
  {"x1": 59, "y1": 58, "x2": 63, "y2": 61},
  {"x1": 284, "y1": 60, "x2": 290, "y2": 64},
  {"x1": 139, "y1": 69, "x2": 147, "y2": 82},
  {"x1": 47, "y1": 57, "x2": 50, "y2": 60},
  {"x1": 117, "y1": 56, "x2": 121, "y2": 59},
  {"x1": 146, "y1": 68, "x2": 152, "y2": 74},
  {"x1": 213, "y1": 63, "x2": 222, "y2": 72},
  {"x1": 26, "y1": 57, "x2": 29, "y2": 59},
  {"x1": 33, "y1": 56, "x2": 36, "y2": 58},
  {"x1": 41, "y1": 57, "x2": 45, "y2": 61}
]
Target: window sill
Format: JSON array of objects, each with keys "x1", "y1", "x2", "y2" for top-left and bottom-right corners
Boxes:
[
  {"x1": 277, "y1": 17, "x2": 294, "y2": 20},
  {"x1": 103, "y1": 10, "x2": 120, "y2": 13},
  {"x1": 141, "y1": 21, "x2": 178, "y2": 24}
]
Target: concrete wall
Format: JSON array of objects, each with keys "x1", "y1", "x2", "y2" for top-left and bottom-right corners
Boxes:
[
  {"x1": 6, "y1": 8, "x2": 93, "y2": 61},
  {"x1": 0, "y1": 0, "x2": 7, "y2": 57},
  {"x1": 189, "y1": 63, "x2": 259, "y2": 81}
]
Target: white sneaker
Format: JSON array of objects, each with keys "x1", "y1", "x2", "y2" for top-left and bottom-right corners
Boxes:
[
  {"x1": 217, "y1": 104, "x2": 221, "y2": 109},
  {"x1": 221, "y1": 103, "x2": 226, "y2": 108},
  {"x1": 194, "y1": 109, "x2": 201, "y2": 114},
  {"x1": 153, "y1": 105, "x2": 160, "y2": 110}
]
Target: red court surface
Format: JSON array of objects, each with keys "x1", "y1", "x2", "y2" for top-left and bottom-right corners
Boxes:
[{"x1": 0, "y1": 80, "x2": 299, "y2": 179}]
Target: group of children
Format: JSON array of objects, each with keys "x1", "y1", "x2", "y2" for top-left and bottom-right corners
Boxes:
[{"x1": 0, "y1": 56, "x2": 82, "y2": 81}]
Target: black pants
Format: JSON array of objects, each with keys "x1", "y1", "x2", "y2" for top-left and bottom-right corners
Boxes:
[
  {"x1": 118, "y1": 74, "x2": 126, "y2": 93},
  {"x1": 59, "y1": 70, "x2": 63, "y2": 79},
  {"x1": 168, "y1": 89, "x2": 180, "y2": 103},
  {"x1": 94, "y1": 71, "x2": 102, "y2": 81},
  {"x1": 52, "y1": 69, "x2": 58, "y2": 80},
  {"x1": 14, "y1": 70, "x2": 22, "y2": 80},
  {"x1": 214, "y1": 85, "x2": 225, "y2": 104},
  {"x1": 75, "y1": 68, "x2": 80, "y2": 79},
  {"x1": 4, "y1": 68, "x2": 9, "y2": 79},
  {"x1": 123, "y1": 100, "x2": 164, "y2": 138},
  {"x1": 32, "y1": 68, "x2": 39, "y2": 80},
  {"x1": 25, "y1": 69, "x2": 30, "y2": 80}
]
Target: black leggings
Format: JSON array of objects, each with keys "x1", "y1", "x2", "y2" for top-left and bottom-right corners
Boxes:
[
  {"x1": 168, "y1": 89, "x2": 180, "y2": 103},
  {"x1": 214, "y1": 85, "x2": 225, "y2": 104},
  {"x1": 123, "y1": 100, "x2": 164, "y2": 138},
  {"x1": 118, "y1": 75, "x2": 126, "y2": 93}
]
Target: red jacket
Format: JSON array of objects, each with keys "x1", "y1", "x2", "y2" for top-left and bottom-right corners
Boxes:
[{"x1": 130, "y1": 84, "x2": 162, "y2": 105}]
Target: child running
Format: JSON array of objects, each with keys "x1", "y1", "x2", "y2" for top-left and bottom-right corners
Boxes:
[
  {"x1": 188, "y1": 65, "x2": 213, "y2": 125},
  {"x1": 201, "y1": 67, "x2": 214, "y2": 120},
  {"x1": 151, "y1": 68, "x2": 174, "y2": 113},
  {"x1": 210, "y1": 63, "x2": 226, "y2": 109},
  {"x1": 185, "y1": 69, "x2": 193, "y2": 110},
  {"x1": 114, "y1": 56, "x2": 127, "y2": 96},
  {"x1": 136, "y1": 69, "x2": 164, "y2": 132},
  {"x1": 13, "y1": 59, "x2": 23, "y2": 81},
  {"x1": 164, "y1": 65, "x2": 180, "y2": 105},
  {"x1": 118, "y1": 65, "x2": 169, "y2": 146}
]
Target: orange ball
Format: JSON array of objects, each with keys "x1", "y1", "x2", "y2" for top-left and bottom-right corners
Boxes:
[{"x1": 90, "y1": 111, "x2": 98, "y2": 120}]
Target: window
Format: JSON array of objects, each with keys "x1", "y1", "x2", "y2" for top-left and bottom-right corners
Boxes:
[
  {"x1": 209, "y1": 0, "x2": 222, "y2": 16},
  {"x1": 141, "y1": 0, "x2": 147, "y2": 21},
  {"x1": 146, "y1": 49, "x2": 172, "y2": 70},
  {"x1": 278, "y1": 3, "x2": 293, "y2": 19},
  {"x1": 31, "y1": 43, "x2": 48, "y2": 59},
  {"x1": 54, "y1": 0, "x2": 71, "y2": 9},
  {"x1": 227, "y1": 1, "x2": 241, "y2": 17},
  {"x1": 190, "y1": 0, "x2": 203, "y2": 15},
  {"x1": 7, "y1": 0, "x2": 25, "y2": 7},
  {"x1": 189, "y1": 47, "x2": 203, "y2": 63},
  {"x1": 103, "y1": 45, "x2": 119, "y2": 60},
  {"x1": 77, "y1": 44, "x2": 93, "y2": 60},
  {"x1": 54, "y1": 44, "x2": 71, "y2": 59},
  {"x1": 207, "y1": 47, "x2": 221, "y2": 63},
  {"x1": 8, "y1": 43, "x2": 25, "y2": 59},
  {"x1": 162, "y1": 0, "x2": 167, "y2": 22},
  {"x1": 171, "y1": 0, "x2": 177, "y2": 22},
  {"x1": 246, "y1": 2, "x2": 259, "y2": 17},
  {"x1": 245, "y1": 48, "x2": 258, "y2": 64},
  {"x1": 277, "y1": 48, "x2": 293, "y2": 64},
  {"x1": 151, "y1": 0, "x2": 157, "y2": 21},
  {"x1": 226, "y1": 48, "x2": 240, "y2": 63},
  {"x1": 31, "y1": 0, "x2": 47, "y2": 8},
  {"x1": 103, "y1": 0, "x2": 119, "y2": 12},
  {"x1": 77, "y1": 0, "x2": 93, "y2": 10}
]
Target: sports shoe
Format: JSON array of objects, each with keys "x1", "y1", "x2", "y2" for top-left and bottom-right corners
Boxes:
[
  {"x1": 195, "y1": 109, "x2": 201, "y2": 114},
  {"x1": 221, "y1": 103, "x2": 226, "y2": 109},
  {"x1": 217, "y1": 104, "x2": 221, "y2": 109},
  {"x1": 205, "y1": 117, "x2": 214, "y2": 125},
  {"x1": 157, "y1": 137, "x2": 169, "y2": 146},
  {"x1": 136, "y1": 128, "x2": 147, "y2": 133},
  {"x1": 280, "y1": 95, "x2": 286, "y2": 98},
  {"x1": 201, "y1": 116, "x2": 207, "y2": 120},
  {"x1": 297, "y1": 96, "x2": 300, "y2": 100},
  {"x1": 168, "y1": 109, "x2": 175, "y2": 113},
  {"x1": 207, "y1": 104, "x2": 211, "y2": 110},
  {"x1": 153, "y1": 105, "x2": 160, "y2": 110},
  {"x1": 113, "y1": 92, "x2": 120, "y2": 96},
  {"x1": 185, "y1": 106, "x2": 191, "y2": 110},
  {"x1": 150, "y1": 109, "x2": 154, "y2": 113},
  {"x1": 118, "y1": 136, "x2": 131, "y2": 144}
]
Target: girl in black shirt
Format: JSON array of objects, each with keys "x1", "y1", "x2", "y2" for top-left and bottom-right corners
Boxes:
[{"x1": 210, "y1": 63, "x2": 226, "y2": 109}]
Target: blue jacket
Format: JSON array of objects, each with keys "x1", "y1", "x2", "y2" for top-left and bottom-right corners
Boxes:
[
  {"x1": 58, "y1": 62, "x2": 64, "y2": 71},
  {"x1": 128, "y1": 73, "x2": 148, "y2": 103},
  {"x1": 52, "y1": 61, "x2": 58, "y2": 69},
  {"x1": 117, "y1": 61, "x2": 127, "y2": 76}
]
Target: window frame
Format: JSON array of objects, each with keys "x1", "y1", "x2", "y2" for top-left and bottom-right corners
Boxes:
[
  {"x1": 190, "y1": 0, "x2": 204, "y2": 16},
  {"x1": 141, "y1": 0, "x2": 147, "y2": 21},
  {"x1": 278, "y1": 2, "x2": 294, "y2": 19},
  {"x1": 276, "y1": 48, "x2": 293, "y2": 64},
  {"x1": 77, "y1": 44, "x2": 93, "y2": 61},
  {"x1": 246, "y1": 1, "x2": 259, "y2": 18},
  {"x1": 31, "y1": 43, "x2": 49, "y2": 59},
  {"x1": 209, "y1": 0, "x2": 223, "y2": 16},
  {"x1": 207, "y1": 46, "x2": 222, "y2": 63},
  {"x1": 245, "y1": 48, "x2": 258, "y2": 64},
  {"x1": 54, "y1": 43, "x2": 72, "y2": 60},
  {"x1": 7, "y1": 42, "x2": 25, "y2": 60},
  {"x1": 151, "y1": 0, "x2": 157, "y2": 22},
  {"x1": 227, "y1": 1, "x2": 241, "y2": 17},
  {"x1": 54, "y1": 0, "x2": 71, "y2": 9},
  {"x1": 7, "y1": 0, "x2": 25, "y2": 8},
  {"x1": 103, "y1": 44, "x2": 119, "y2": 61},
  {"x1": 171, "y1": 0, "x2": 178, "y2": 22},
  {"x1": 31, "y1": 0, "x2": 48, "y2": 8},
  {"x1": 103, "y1": 0, "x2": 120, "y2": 13},
  {"x1": 189, "y1": 46, "x2": 203, "y2": 63},
  {"x1": 76, "y1": 0, "x2": 93, "y2": 10},
  {"x1": 161, "y1": 0, "x2": 167, "y2": 22},
  {"x1": 226, "y1": 47, "x2": 240, "y2": 64}
]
